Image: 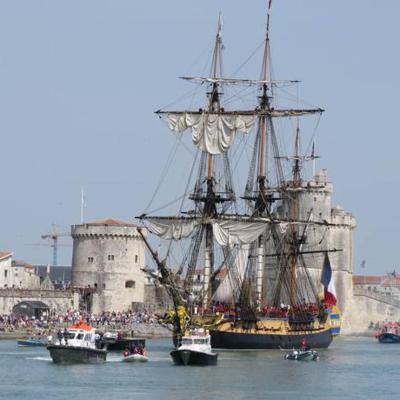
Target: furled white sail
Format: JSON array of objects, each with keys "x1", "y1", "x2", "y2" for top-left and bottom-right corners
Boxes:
[
  {"x1": 212, "y1": 220, "x2": 267, "y2": 247},
  {"x1": 165, "y1": 112, "x2": 256, "y2": 154},
  {"x1": 213, "y1": 244, "x2": 250, "y2": 302},
  {"x1": 145, "y1": 218, "x2": 198, "y2": 240}
]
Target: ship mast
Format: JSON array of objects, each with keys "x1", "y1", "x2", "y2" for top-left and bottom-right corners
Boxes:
[
  {"x1": 203, "y1": 14, "x2": 223, "y2": 308},
  {"x1": 204, "y1": 13, "x2": 223, "y2": 217},
  {"x1": 288, "y1": 125, "x2": 301, "y2": 307},
  {"x1": 254, "y1": 6, "x2": 273, "y2": 217},
  {"x1": 254, "y1": 5, "x2": 273, "y2": 308}
]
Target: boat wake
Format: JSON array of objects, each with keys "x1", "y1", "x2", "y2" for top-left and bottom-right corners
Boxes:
[
  {"x1": 27, "y1": 356, "x2": 52, "y2": 362},
  {"x1": 105, "y1": 356, "x2": 125, "y2": 363}
]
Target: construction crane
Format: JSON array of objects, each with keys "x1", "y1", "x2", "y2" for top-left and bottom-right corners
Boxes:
[{"x1": 40, "y1": 226, "x2": 71, "y2": 267}]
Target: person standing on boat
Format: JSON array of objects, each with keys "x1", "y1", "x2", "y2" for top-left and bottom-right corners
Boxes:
[
  {"x1": 300, "y1": 338, "x2": 309, "y2": 351},
  {"x1": 57, "y1": 329, "x2": 63, "y2": 344},
  {"x1": 94, "y1": 332, "x2": 101, "y2": 349},
  {"x1": 63, "y1": 328, "x2": 69, "y2": 345}
]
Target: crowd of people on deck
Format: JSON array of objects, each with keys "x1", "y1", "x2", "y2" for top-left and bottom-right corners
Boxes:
[
  {"x1": 191, "y1": 301, "x2": 321, "y2": 318},
  {"x1": 262, "y1": 303, "x2": 320, "y2": 318},
  {"x1": 123, "y1": 344, "x2": 146, "y2": 357},
  {"x1": 0, "y1": 310, "x2": 160, "y2": 333}
]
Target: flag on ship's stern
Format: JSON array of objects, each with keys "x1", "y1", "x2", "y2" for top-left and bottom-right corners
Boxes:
[{"x1": 321, "y1": 252, "x2": 337, "y2": 306}]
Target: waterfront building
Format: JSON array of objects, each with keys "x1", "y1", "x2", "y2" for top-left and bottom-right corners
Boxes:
[
  {"x1": 71, "y1": 218, "x2": 145, "y2": 313},
  {"x1": 264, "y1": 169, "x2": 356, "y2": 316},
  {"x1": 353, "y1": 274, "x2": 400, "y2": 300},
  {"x1": 0, "y1": 252, "x2": 41, "y2": 289}
]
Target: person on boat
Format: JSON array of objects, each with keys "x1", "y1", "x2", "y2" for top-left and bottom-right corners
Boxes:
[
  {"x1": 63, "y1": 328, "x2": 69, "y2": 345},
  {"x1": 300, "y1": 338, "x2": 309, "y2": 351},
  {"x1": 123, "y1": 347, "x2": 130, "y2": 358},
  {"x1": 133, "y1": 345, "x2": 140, "y2": 354},
  {"x1": 94, "y1": 332, "x2": 101, "y2": 349}
]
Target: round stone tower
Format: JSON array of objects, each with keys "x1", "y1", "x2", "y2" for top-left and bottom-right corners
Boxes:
[{"x1": 71, "y1": 218, "x2": 145, "y2": 313}]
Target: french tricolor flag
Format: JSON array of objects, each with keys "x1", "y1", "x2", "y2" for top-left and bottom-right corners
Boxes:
[{"x1": 321, "y1": 252, "x2": 337, "y2": 306}]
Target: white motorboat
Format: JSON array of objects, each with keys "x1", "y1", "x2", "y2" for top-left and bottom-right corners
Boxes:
[
  {"x1": 170, "y1": 329, "x2": 218, "y2": 366},
  {"x1": 47, "y1": 321, "x2": 107, "y2": 364}
]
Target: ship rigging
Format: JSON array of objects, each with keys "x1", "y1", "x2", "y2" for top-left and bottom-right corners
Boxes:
[{"x1": 138, "y1": 3, "x2": 341, "y2": 349}]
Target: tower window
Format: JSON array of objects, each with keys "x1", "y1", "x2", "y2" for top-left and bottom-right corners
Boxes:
[
  {"x1": 125, "y1": 280, "x2": 135, "y2": 288},
  {"x1": 108, "y1": 255, "x2": 115, "y2": 261},
  {"x1": 88, "y1": 257, "x2": 94, "y2": 263},
  {"x1": 135, "y1": 255, "x2": 138, "y2": 263}
]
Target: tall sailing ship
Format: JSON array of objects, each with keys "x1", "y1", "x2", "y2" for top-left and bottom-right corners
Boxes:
[{"x1": 138, "y1": 4, "x2": 342, "y2": 349}]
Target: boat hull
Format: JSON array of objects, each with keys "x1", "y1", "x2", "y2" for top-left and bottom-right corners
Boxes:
[
  {"x1": 170, "y1": 349, "x2": 218, "y2": 366},
  {"x1": 210, "y1": 328, "x2": 333, "y2": 349},
  {"x1": 47, "y1": 345, "x2": 107, "y2": 364},
  {"x1": 285, "y1": 350, "x2": 319, "y2": 361},
  {"x1": 123, "y1": 354, "x2": 148, "y2": 362},
  {"x1": 378, "y1": 333, "x2": 400, "y2": 344},
  {"x1": 17, "y1": 339, "x2": 47, "y2": 347}
]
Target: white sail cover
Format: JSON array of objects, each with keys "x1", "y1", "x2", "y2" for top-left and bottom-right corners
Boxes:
[
  {"x1": 145, "y1": 218, "x2": 198, "y2": 240},
  {"x1": 166, "y1": 112, "x2": 256, "y2": 154},
  {"x1": 212, "y1": 220, "x2": 267, "y2": 247},
  {"x1": 211, "y1": 220, "x2": 266, "y2": 302},
  {"x1": 213, "y1": 245, "x2": 250, "y2": 302}
]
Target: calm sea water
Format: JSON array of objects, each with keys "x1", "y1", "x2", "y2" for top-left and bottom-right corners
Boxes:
[{"x1": 0, "y1": 336, "x2": 399, "y2": 400}]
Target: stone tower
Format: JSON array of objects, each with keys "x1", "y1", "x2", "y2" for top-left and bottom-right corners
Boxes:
[
  {"x1": 263, "y1": 169, "x2": 356, "y2": 315},
  {"x1": 297, "y1": 169, "x2": 356, "y2": 314},
  {"x1": 71, "y1": 218, "x2": 145, "y2": 313}
]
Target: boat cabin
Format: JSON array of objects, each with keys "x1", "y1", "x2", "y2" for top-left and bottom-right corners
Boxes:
[
  {"x1": 178, "y1": 329, "x2": 212, "y2": 352},
  {"x1": 181, "y1": 336, "x2": 210, "y2": 346},
  {"x1": 56, "y1": 321, "x2": 98, "y2": 349}
]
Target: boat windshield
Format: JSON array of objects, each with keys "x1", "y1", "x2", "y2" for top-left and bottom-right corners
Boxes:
[
  {"x1": 193, "y1": 338, "x2": 208, "y2": 344},
  {"x1": 181, "y1": 338, "x2": 192, "y2": 345},
  {"x1": 76, "y1": 333, "x2": 84, "y2": 340}
]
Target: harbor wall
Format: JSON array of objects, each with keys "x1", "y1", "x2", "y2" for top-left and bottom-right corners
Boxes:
[
  {"x1": 342, "y1": 288, "x2": 400, "y2": 334},
  {"x1": 0, "y1": 289, "x2": 79, "y2": 314}
]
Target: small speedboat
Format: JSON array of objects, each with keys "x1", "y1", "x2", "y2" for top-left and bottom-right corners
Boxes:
[
  {"x1": 285, "y1": 349, "x2": 319, "y2": 361},
  {"x1": 122, "y1": 353, "x2": 148, "y2": 363},
  {"x1": 47, "y1": 321, "x2": 107, "y2": 364},
  {"x1": 375, "y1": 322, "x2": 400, "y2": 343},
  {"x1": 377, "y1": 332, "x2": 400, "y2": 344},
  {"x1": 170, "y1": 328, "x2": 218, "y2": 366},
  {"x1": 17, "y1": 336, "x2": 48, "y2": 347}
]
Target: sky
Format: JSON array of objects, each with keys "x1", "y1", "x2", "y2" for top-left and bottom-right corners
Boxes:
[{"x1": 0, "y1": 0, "x2": 399, "y2": 274}]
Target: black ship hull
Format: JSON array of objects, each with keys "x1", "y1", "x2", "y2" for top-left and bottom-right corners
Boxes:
[
  {"x1": 378, "y1": 333, "x2": 400, "y2": 344},
  {"x1": 47, "y1": 345, "x2": 107, "y2": 364},
  {"x1": 170, "y1": 349, "x2": 218, "y2": 366},
  {"x1": 210, "y1": 328, "x2": 333, "y2": 349}
]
